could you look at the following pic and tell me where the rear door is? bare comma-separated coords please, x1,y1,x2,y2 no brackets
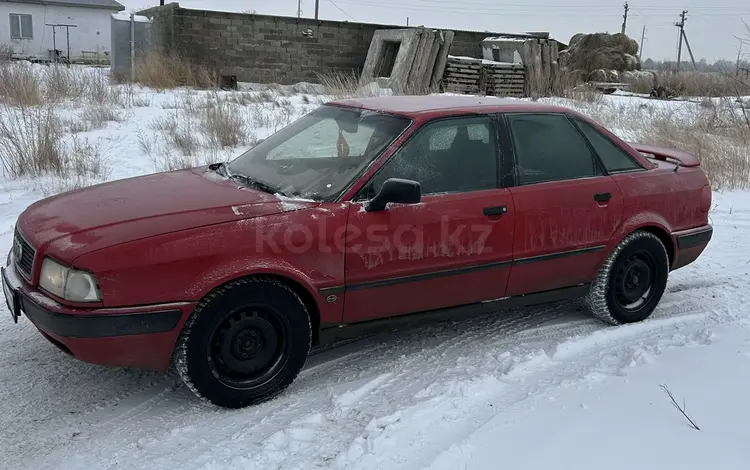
501,112,623,296
341,114,516,323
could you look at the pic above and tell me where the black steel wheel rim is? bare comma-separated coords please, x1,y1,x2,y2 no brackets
207,305,290,390
614,249,656,312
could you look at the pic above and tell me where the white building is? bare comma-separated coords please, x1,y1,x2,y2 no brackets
1,0,125,61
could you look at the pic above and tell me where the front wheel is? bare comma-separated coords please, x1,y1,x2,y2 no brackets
174,277,312,408
584,230,669,325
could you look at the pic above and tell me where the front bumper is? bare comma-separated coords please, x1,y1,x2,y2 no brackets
2,261,196,371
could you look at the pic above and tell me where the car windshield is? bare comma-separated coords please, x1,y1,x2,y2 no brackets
224,104,412,200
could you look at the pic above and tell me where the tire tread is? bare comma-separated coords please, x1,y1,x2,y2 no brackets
172,276,312,407
584,230,669,325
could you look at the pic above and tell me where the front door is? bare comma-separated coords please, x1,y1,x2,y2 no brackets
342,115,516,323
502,112,623,296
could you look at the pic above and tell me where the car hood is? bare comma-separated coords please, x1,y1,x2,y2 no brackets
17,166,318,263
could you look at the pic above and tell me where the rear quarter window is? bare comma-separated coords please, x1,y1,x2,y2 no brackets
574,119,643,172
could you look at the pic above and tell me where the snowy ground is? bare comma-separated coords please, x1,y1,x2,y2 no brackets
1,69,749,469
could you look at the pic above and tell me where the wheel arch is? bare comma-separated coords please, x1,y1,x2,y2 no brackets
609,212,675,268
261,273,321,346
631,225,675,267
190,271,322,347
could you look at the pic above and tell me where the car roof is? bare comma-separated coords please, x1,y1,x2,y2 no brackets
326,94,571,117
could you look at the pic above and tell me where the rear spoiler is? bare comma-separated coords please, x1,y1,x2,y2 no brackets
626,142,701,167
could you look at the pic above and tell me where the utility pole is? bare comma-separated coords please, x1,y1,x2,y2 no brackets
639,25,646,61
681,29,697,69
407,17,409,26
675,10,687,72
297,0,302,18
621,2,629,34
315,0,319,19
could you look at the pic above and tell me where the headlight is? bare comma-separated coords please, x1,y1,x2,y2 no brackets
39,257,101,302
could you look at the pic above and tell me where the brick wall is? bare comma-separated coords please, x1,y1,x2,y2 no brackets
138,3,545,85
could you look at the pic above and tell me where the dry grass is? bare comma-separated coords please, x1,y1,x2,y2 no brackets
0,61,126,107
315,70,432,100
124,50,219,90
623,70,750,97
79,104,127,129
0,61,116,190
200,92,247,149
0,104,65,176
139,91,271,171
0,44,11,62
0,104,108,189
0,62,43,106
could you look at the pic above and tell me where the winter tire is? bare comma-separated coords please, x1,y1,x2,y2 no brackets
174,276,312,408
584,230,669,325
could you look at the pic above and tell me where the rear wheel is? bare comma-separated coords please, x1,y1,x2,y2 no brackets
584,230,669,325
174,277,311,408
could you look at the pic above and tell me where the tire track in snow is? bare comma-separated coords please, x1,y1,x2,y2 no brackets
332,311,722,470
14,261,741,470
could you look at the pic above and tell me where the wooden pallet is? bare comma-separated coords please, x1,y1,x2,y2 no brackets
442,56,526,97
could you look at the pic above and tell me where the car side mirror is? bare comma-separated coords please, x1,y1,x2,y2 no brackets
365,178,421,212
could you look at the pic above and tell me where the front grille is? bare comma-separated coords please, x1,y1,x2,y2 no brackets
13,228,36,281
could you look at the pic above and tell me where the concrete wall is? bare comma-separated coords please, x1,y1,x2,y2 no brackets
138,3,545,85
1,2,122,60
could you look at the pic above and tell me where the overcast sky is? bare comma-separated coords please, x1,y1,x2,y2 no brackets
123,0,749,63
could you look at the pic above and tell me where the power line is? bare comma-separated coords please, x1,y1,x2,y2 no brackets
326,0,357,20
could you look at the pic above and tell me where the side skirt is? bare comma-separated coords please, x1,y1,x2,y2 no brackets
317,283,590,346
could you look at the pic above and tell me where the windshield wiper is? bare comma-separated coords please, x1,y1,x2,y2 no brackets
211,161,286,196
230,172,284,196
233,174,281,195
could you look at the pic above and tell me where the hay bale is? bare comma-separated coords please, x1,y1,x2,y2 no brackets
565,32,640,75
624,54,639,71
587,69,608,82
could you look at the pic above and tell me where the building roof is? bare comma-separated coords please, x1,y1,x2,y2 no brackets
0,0,125,10
328,95,568,117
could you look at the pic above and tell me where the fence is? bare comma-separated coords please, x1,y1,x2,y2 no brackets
110,13,152,80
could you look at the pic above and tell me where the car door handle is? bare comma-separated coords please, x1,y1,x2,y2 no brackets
483,206,508,216
593,192,612,203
